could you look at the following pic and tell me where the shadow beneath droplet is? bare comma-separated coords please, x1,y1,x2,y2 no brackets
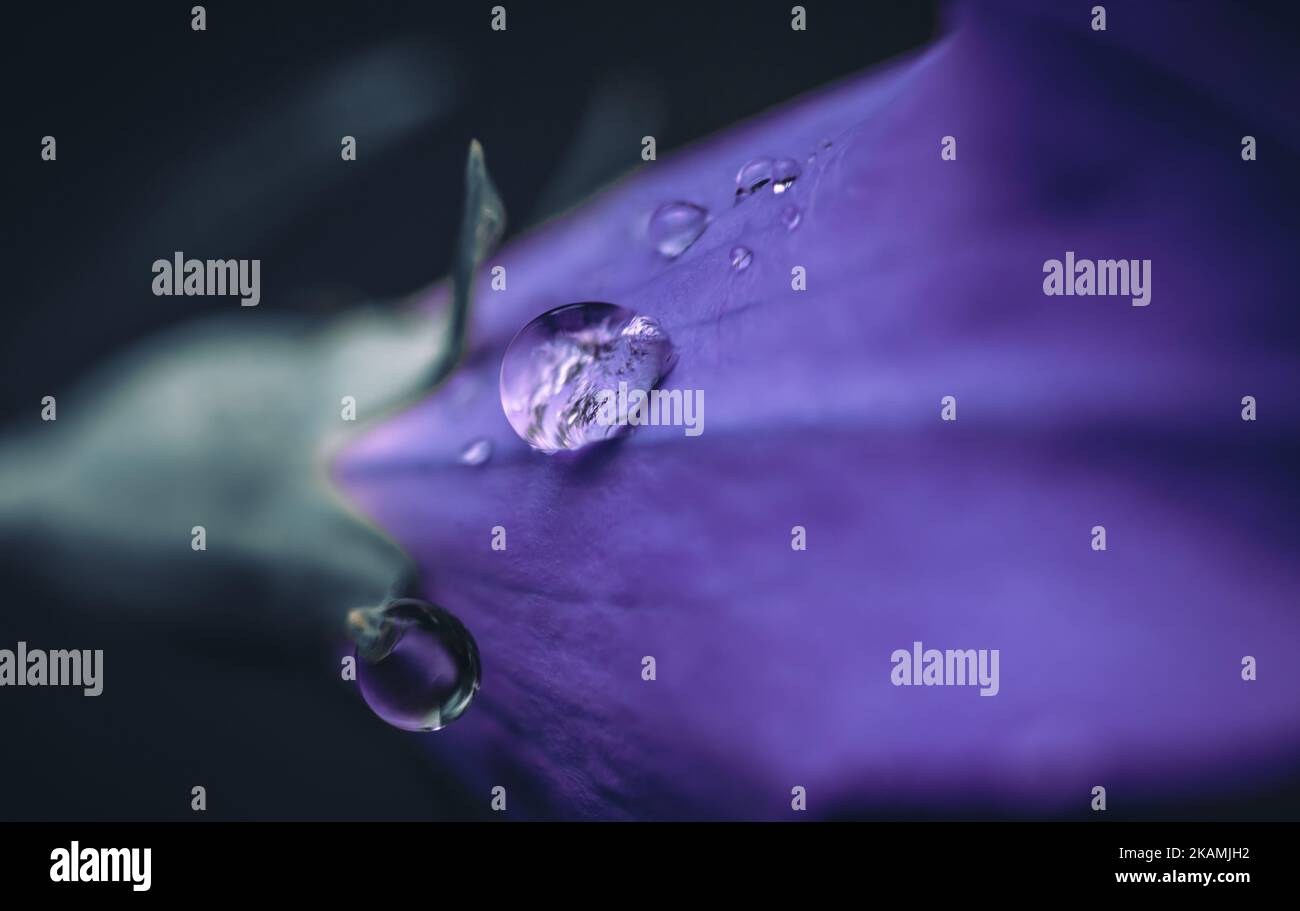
552,432,632,480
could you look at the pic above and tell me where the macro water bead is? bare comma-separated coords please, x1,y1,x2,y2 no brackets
734,157,774,201
647,201,709,258
350,599,481,732
499,302,676,453
459,438,493,466
771,158,802,193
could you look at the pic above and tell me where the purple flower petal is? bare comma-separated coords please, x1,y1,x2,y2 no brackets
336,2,1300,818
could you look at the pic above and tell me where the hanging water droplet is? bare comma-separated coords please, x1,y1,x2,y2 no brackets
734,158,774,202
500,302,676,453
771,158,802,194
648,202,709,258
459,438,492,466
781,206,802,231
350,599,481,732
730,246,753,271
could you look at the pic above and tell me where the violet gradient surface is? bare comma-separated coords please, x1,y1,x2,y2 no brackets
334,0,1300,817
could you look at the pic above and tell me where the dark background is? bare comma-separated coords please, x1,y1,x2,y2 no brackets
3,0,940,423
0,0,941,820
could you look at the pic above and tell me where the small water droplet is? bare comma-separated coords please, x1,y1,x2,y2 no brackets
771,158,802,194
500,302,676,453
819,138,833,150
648,202,709,258
781,206,802,231
351,599,481,732
734,158,774,202
459,438,492,466
730,246,753,271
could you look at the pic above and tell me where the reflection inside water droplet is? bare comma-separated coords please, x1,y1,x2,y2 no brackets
772,158,802,193
459,438,492,466
734,158,774,202
730,246,753,271
648,201,709,258
500,302,676,453
351,599,481,732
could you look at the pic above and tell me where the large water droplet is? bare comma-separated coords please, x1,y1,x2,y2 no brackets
350,599,481,732
500,302,676,453
781,206,802,231
459,438,492,466
772,158,802,194
730,246,753,272
648,202,708,258
734,158,774,202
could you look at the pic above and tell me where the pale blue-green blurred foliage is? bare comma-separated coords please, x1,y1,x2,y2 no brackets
0,142,506,644
0,309,436,638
